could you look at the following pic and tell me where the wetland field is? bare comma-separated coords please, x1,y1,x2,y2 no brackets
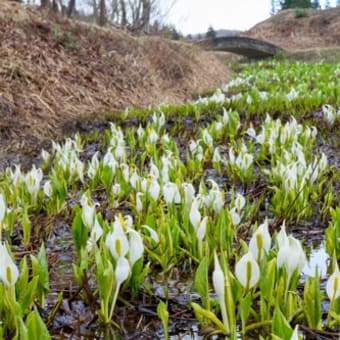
0,60,340,339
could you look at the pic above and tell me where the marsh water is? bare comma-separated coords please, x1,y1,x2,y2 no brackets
2,110,339,339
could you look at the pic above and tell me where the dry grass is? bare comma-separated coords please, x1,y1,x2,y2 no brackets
2,2,339,165
0,0,230,162
243,7,340,50
283,47,340,63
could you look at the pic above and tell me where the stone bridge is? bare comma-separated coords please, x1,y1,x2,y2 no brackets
199,36,285,59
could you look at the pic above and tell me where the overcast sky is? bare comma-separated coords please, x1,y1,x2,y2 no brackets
168,0,337,35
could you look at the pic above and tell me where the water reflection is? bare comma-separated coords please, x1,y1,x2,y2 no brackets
303,242,329,277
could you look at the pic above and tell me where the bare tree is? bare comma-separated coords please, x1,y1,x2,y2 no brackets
99,0,107,25
40,0,49,8
141,0,151,33
92,0,98,22
104,0,176,33
108,0,117,22
121,0,127,25
37,0,176,31
66,0,76,17
270,0,281,14
52,0,59,12
149,0,177,27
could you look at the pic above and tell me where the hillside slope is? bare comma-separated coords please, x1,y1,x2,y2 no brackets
243,7,340,50
0,0,230,162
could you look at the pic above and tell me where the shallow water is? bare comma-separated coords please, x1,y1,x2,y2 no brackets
303,241,330,278
2,106,339,339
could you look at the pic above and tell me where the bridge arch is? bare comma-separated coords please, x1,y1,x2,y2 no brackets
200,36,284,59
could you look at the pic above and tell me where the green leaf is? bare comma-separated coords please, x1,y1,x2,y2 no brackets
304,270,322,329
240,292,252,333
225,274,236,335
26,307,51,340
16,257,29,302
157,300,169,340
20,276,39,312
22,208,31,245
194,256,210,310
30,244,49,307
95,251,113,300
51,170,67,202
101,165,114,190
271,335,283,340
260,258,276,301
130,258,148,296
72,209,88,256
37,243,50,293
18,316,28,340
276,274,286,308
272,304,293,339
72,247,89,287
191,302,227,334
0,284,4,312
260,258,276,320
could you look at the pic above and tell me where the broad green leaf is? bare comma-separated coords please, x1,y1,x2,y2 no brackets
72,209,88,255
95,251,113,299
260,258,276,303
51,170,67,202
20,276,39,312
37,243,49,293
303,270,322,329
18,316,28,340
194,256,210,310
26,307,51,340
240,292,252,333
30,243,49,306
22,208,31,245
16,257,29,301
225,274,236,335
101,165,114,190
272,305,293,339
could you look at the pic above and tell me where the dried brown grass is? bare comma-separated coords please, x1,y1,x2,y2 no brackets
243,7,340,50
0,0,230,163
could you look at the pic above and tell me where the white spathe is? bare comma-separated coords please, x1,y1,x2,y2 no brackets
115,256,130,287
277,235,306,278
249,219,271,262
235,251,260,289
81,194,96,229
163,182,181,204
213,253,225,301
128,229,144,266
25,165,43,198
142,224,159,244
106,224,129,260
234,193,245,212
326,262,340,301
0,243,19,287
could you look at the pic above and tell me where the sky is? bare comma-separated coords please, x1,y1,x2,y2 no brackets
168,0,337,35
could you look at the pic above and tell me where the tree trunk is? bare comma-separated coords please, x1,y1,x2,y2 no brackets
66,0,76,17
40,0,49,8
110,0,117,22
92,0,98,22
52,0,59,12
141,0,151,33
119,0,127,26
99,0,107,26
